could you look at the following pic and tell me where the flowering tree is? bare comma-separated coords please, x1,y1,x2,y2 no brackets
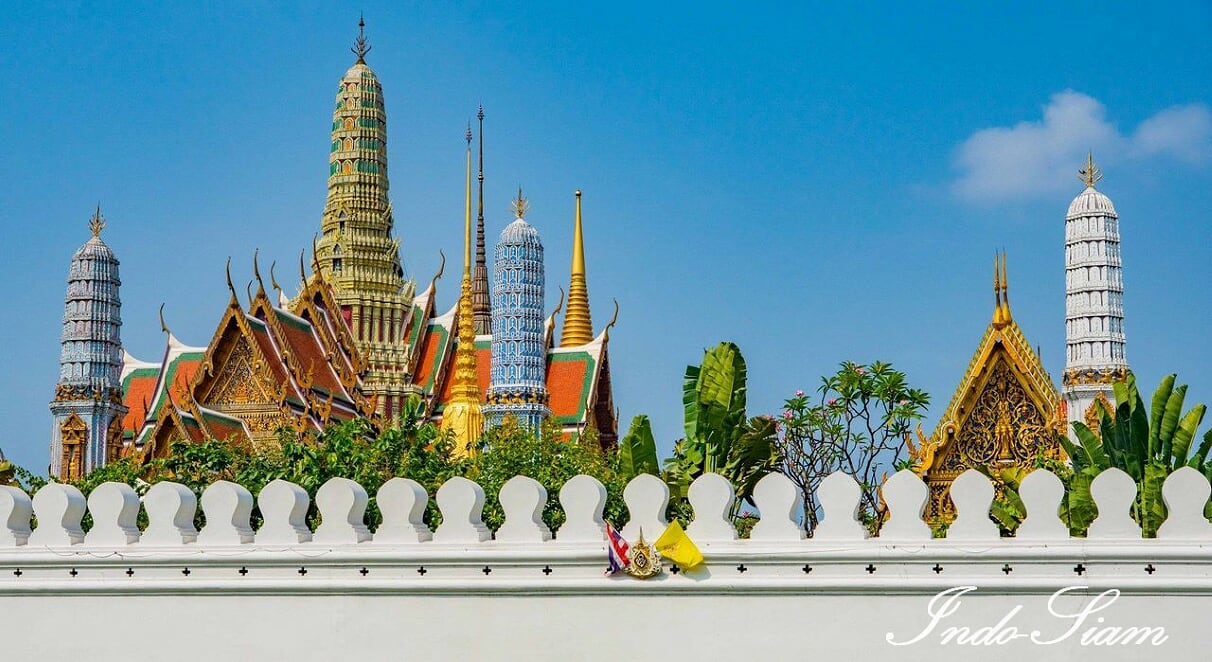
774,361,929,532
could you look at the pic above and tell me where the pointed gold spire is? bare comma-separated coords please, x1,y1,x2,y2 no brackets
560,190,594,346
441,131,484,455
1078,151,1102,188
352,14,371,64
89,204,105,237
992,251,1012,329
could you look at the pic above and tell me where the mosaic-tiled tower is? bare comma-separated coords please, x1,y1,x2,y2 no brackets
1063,153,1130,434
485,190,551,430
49,208,127,481
314,19,416,418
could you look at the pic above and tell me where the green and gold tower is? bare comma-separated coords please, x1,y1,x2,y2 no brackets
314,19,417,418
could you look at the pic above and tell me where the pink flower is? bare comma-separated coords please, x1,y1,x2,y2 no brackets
855,366,865,375
795,390,804,397
782,410,793,420
899,399,908,406
827,398,838,406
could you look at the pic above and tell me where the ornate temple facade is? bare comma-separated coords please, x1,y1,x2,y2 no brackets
49,209,127,480
909,157,1129,522
1062,154,1129,433
909,254,1066,522
52,22,618,477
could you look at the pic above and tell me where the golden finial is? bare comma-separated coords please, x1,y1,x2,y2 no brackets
603,298,620,342
89,204,105,237
1078,151,1102,188
269,260,283,297
252,248,266,296
561,189,593,346
225,257,239,305
512,187,529,219
352,14,371,64
992,252,1004,327
428,249,446,293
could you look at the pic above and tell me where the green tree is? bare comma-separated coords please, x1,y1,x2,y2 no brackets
663,342,780,514
774,361,929,531
472,417,628,531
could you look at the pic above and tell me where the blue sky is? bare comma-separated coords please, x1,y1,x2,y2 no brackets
1,2,1209,472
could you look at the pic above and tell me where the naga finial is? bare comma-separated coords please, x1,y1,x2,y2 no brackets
512,187,529,219
269,260,282,296
252,248,265,295
429,249,446,293
552,286,565,317
225,257,239,305
1078,151,1102,188
352,14,371,64
158,303,171,336
89,204,105,237
603,298,620,341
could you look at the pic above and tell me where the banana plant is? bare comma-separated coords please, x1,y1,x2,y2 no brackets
1060,374,1209,537
618,415,660,481
663,342,780,508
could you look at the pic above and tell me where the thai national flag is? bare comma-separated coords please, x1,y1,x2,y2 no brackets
605,523,631,575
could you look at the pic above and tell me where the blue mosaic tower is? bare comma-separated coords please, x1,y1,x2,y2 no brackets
484,190,551,430
49,207,127,480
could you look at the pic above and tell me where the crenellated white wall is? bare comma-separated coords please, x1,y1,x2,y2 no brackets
2,469,1211,661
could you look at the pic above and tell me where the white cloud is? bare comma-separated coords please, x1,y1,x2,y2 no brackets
951,91,1212,201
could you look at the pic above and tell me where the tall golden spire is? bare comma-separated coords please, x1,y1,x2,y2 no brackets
560,190,594,346
992,251,1012,329
441,127,484,455
1078,151,1102,188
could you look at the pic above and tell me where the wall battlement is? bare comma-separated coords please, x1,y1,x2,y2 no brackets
3,468,1211,659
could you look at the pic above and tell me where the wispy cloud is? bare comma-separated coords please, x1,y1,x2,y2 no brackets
951,91,1212,201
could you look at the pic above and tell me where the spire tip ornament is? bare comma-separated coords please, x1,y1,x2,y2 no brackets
512,187,529,219
1078,151,1103,188
352,14,371,64
89,205,105,237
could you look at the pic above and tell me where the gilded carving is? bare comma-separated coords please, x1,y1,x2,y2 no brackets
207,338,274,406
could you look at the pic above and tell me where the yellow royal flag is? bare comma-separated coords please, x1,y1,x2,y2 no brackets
654,520,704,571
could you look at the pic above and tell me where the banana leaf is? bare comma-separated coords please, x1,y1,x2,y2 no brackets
1193,428,1212,470
1063,468,1099,537
1148,374,1175,459
1171,404,1207,470
1128,393,1149,468
683,342,747,473
1159,385,1188,463
1140,461,1169,538
1071,422,1109,471
618,415,660,480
